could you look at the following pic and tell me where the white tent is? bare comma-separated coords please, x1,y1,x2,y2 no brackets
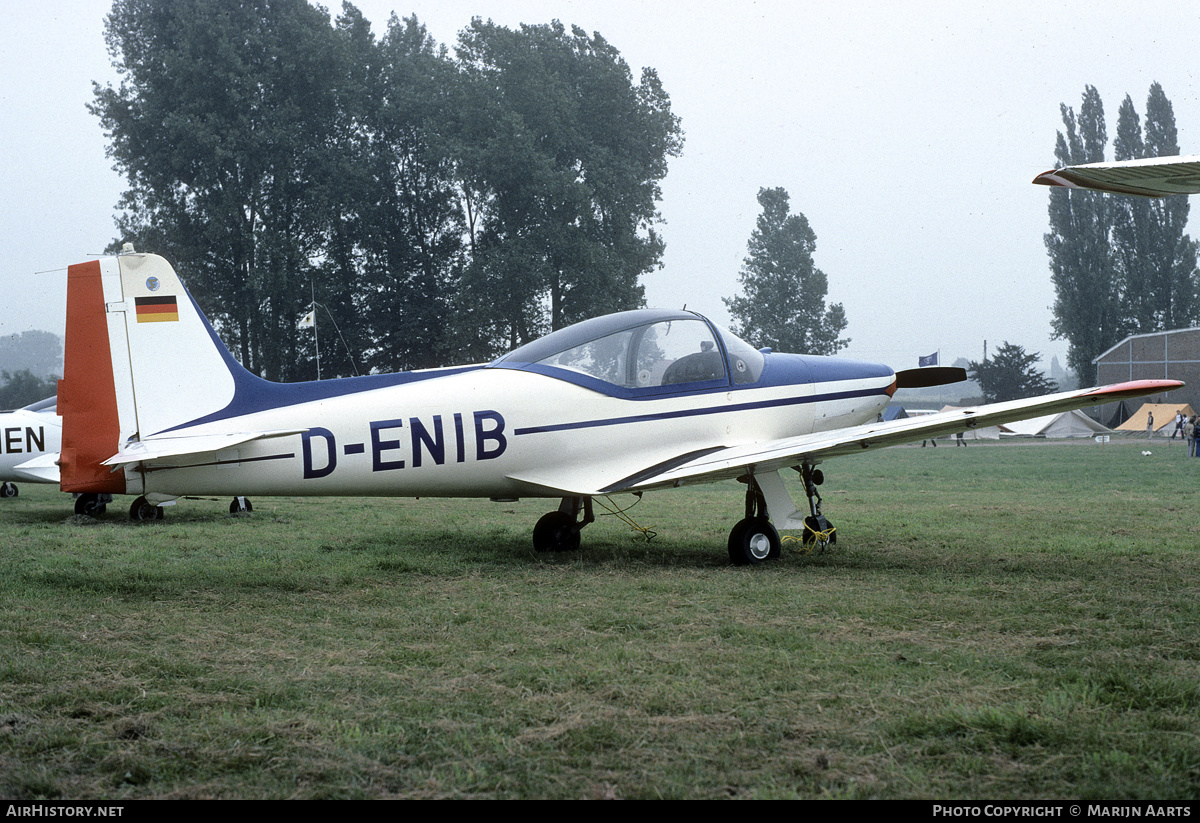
1001,409,1112,438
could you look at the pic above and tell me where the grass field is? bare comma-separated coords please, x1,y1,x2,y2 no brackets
2,436,1200,799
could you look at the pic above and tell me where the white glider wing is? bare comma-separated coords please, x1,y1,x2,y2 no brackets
602,380,1179,493
1033,156,1200,197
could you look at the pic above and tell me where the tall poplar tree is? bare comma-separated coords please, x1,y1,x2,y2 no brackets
1137,83,1199,330
724,187,848,356
1047,83,1199,382
1045,86,1120,381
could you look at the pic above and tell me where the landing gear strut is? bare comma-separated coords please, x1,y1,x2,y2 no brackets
799,464,836,551
0,482,17,498
533,496,594,553
728,476,781,565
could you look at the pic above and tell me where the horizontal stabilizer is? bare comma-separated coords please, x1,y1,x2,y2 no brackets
894,366,967,389
13,453,60,483
101,429,307,469
1033,156,1200,197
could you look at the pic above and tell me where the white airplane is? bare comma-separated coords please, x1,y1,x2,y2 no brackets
0,396,60,498
1034,155,1200,197
55,252,1179,563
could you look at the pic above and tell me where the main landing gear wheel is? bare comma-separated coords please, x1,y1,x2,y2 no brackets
129,496,165,521
533,511,581,553
229,497,253,514
0,482,17,498
728,516,781,565
74,493,110,517
532,497,594,553
728,475,782,566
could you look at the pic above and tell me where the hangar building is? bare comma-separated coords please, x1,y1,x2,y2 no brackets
1093,328,1200,425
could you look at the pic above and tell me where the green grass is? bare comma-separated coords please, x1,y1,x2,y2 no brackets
3,438,1200,798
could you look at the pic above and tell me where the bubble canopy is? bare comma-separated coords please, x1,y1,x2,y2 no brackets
489,308,765,396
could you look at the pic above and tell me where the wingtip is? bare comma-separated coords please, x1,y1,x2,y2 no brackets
1032,170,1062,187
1087,379,1185,399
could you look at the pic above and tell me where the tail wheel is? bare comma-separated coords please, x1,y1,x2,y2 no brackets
129,496,164,521
728,516,781,565
0,482,17,498
229,497,253,514
74,493,108,517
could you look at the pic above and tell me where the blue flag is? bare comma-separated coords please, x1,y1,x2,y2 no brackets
918,352,938,367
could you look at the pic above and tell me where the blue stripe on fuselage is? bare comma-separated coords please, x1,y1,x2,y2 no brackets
511,385,887,436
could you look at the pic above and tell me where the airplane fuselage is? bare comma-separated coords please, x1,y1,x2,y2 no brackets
0,406,60,486
131,355,895,501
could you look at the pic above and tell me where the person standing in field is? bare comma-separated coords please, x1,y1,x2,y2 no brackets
1187,416,1197,458
1147,411,1154,439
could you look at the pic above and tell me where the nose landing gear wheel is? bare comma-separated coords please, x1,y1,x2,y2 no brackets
801,515,836,551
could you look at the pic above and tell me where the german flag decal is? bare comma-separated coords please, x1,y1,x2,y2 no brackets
135,295,179,323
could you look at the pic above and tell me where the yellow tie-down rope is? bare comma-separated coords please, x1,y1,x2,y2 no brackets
597,495,657,541
783,523,836,555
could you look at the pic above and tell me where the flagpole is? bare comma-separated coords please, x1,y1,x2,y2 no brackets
312,281,320,380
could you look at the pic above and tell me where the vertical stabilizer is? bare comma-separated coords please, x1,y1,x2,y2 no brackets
58,253,243,494
114,254,238,436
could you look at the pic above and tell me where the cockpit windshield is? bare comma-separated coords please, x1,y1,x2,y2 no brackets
491,309,764,392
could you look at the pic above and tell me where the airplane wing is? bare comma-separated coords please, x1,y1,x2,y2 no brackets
600,379,1180,494
1033,156,1200,197
101,429,307,470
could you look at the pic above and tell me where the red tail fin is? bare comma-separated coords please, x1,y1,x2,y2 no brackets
58,260,125,493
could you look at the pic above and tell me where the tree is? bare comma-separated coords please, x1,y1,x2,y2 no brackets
1133,83,1198,331
1045,86,1119,382
453,20,684,353
92,4,684,372
339,12,469,372
1047,84,1200,382
0,331,62,378
0,370,58,410
724,187,848,355
92,0,354,381
1111,84,1199,333
967,343,1057,404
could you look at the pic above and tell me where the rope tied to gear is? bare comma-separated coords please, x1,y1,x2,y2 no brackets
596,494,657,542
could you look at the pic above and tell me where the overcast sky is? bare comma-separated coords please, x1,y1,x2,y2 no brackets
4,0,1200,376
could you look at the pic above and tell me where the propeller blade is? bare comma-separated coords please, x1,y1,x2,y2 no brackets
894,366,967,389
